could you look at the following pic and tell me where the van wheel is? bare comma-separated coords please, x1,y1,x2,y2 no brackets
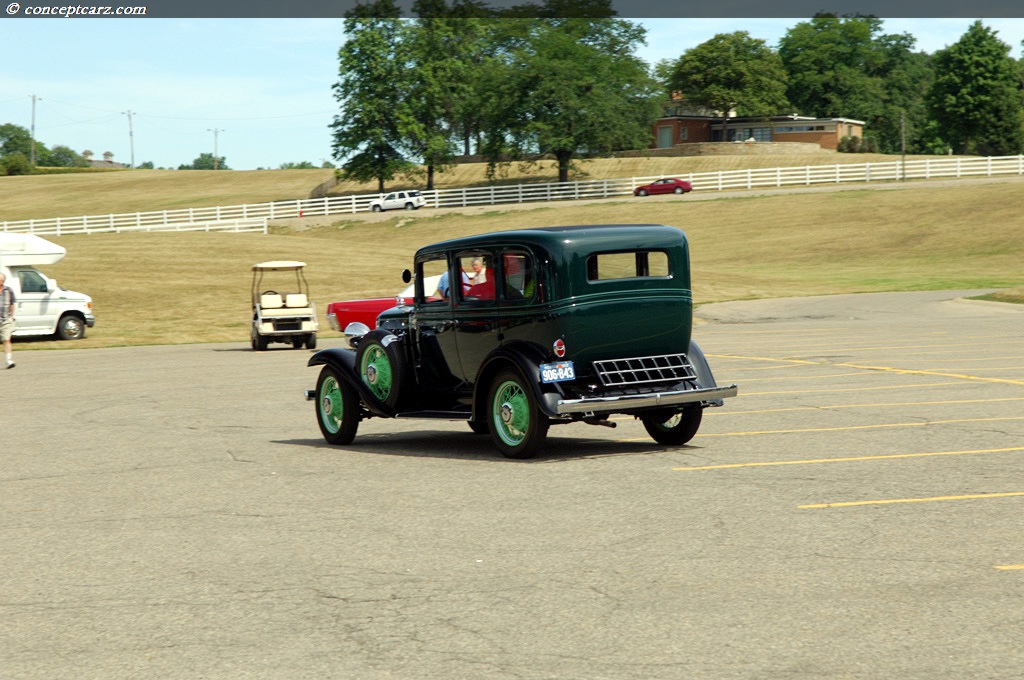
355,330,407,409
292,338,304,349
305,334,317,350
57,315,85,340
641,406,702,445
315,366,360,445
488,369,549,459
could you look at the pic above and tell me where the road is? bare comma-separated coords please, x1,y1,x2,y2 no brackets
2,290,1023,679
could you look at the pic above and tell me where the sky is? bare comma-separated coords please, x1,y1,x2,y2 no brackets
2,18,1023,171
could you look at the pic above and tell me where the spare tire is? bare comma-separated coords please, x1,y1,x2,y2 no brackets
354,330,408,409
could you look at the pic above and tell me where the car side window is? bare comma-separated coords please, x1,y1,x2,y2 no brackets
587,251,670,280
418,256,449,303
499,250,536,303
456,250,494,303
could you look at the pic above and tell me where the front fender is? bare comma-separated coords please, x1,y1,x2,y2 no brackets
307,347,396,418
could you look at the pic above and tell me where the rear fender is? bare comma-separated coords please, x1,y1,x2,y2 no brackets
307,348,396,418
688,340,724,406
473,343,563,420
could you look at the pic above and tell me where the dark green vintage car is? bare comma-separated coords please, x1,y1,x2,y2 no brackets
307,224,737,458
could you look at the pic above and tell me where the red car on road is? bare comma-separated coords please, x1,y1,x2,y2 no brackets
634,178,692,196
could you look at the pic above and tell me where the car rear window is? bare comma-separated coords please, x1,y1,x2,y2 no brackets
586,251,670,281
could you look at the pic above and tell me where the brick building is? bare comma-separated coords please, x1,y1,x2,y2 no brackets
651,99,864,151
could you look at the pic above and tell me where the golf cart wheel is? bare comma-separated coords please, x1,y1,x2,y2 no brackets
488,368,549,459
315,366,360,445
641,406,703,446
305,334,317,350
251,327,268,351
355,330,407,409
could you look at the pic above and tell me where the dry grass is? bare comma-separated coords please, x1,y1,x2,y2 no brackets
15,175,1021,351
972,287,1024,304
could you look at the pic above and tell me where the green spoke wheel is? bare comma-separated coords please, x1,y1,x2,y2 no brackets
315,366,359,445
355,330,408,409
488,369,548,459
641,405,702,446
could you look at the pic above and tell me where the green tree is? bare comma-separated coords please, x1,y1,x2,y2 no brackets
926,21,1024,156
779,16,937,154
668,31,789,141
0,152,33,176
479,17,660,183
330,0,416,192
0,123,35,159
868,36,937,154
38,144,89,168
779,16,886,119
178,153,229,170
404,0,486,189
279,161,317,169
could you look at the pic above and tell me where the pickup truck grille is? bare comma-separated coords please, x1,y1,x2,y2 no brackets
593,353,697,388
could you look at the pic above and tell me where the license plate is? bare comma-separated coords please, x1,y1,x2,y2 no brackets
540,361,575,383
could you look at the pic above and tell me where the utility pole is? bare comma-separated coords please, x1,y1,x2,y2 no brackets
123,110,135,168
207,128,223,170
30,95,41,166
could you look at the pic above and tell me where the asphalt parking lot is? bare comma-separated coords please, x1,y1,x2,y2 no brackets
3,290,1023,679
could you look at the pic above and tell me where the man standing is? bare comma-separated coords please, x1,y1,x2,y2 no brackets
0,272,15,368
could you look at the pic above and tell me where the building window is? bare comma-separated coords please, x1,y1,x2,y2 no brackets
679,128,688,141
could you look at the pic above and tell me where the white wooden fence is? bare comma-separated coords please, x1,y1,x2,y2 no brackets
3,155,1023,236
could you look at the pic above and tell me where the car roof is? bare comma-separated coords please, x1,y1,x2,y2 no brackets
416,224,687,258
252,260,306,271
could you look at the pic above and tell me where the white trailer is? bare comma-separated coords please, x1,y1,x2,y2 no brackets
0,233,95,340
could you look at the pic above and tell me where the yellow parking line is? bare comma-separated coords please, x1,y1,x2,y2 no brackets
696,416,1024,437
711,354,821,365
800,492,1024,509
705,397,1024,416
745,382,971,396
837,362,1024,386
994,565,1024,571
671,446,1024,471
737,372,867,383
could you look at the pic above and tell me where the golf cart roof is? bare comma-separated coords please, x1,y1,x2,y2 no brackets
252,261,306,271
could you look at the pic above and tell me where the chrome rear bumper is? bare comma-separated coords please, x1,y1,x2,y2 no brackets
555,384,738,415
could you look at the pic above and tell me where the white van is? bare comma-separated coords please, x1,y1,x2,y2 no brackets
0,233,95,340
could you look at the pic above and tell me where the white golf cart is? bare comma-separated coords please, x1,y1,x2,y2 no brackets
251,261,318,351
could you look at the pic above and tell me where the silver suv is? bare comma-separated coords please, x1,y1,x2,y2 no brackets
369,190,426,212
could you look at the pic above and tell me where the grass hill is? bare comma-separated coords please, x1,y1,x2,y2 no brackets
3,153,1022,350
